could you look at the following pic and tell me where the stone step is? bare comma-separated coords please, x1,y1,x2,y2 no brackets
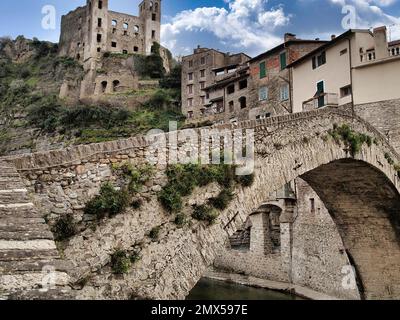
0,192,30,204
0,249,60,261
0,217,46,225
0,223,50,233
0,259,71,273
0,182,27,190
7,288,74,300
0,206,42,218
0,230,54,241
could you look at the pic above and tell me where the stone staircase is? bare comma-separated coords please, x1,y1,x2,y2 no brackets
0,160,72,299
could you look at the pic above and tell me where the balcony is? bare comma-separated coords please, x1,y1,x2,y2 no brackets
302,93,339,112
360,50,376,63
389,46,400,57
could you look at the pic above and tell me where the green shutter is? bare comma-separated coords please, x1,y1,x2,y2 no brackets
259,61,266,78
280,52,287,70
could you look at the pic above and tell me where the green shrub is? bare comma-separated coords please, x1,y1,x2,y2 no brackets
174,213,187,228
385,153,395,165
130,250,141,264
235,173,255,187
131,199,143,210
149,226,161,241
158,163,237,213
111,250,131,274
192,205,219,225
84,182,129,219
52,214,77,241
209,189,234,210
329,124,373,156
158,185,182,213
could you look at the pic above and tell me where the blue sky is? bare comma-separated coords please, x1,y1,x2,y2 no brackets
1,0,400,57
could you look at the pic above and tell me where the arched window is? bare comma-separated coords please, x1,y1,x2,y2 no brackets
133,25,139,33
239,96,247,109
101,81,107,93
155,2,159,12
113,80,120,92
123,23,128,30
149,1,154,10
111,20,117,27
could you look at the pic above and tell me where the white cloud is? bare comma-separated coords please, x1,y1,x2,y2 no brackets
161,0,291,56
329,0,400,39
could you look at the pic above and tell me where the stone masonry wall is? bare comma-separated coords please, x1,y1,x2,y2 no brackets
3,107,400,299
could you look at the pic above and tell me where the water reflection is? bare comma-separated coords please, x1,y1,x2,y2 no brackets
187,278,302,300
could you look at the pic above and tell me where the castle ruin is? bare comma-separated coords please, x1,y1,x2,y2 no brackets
58,0,165,99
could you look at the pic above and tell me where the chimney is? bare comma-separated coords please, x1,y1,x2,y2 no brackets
284,33,296,42
315,38,320,41
373,26,388,59
331,34,336,40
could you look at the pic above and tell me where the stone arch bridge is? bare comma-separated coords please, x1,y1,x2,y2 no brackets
1,107,400,300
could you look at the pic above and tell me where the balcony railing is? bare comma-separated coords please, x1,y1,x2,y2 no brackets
389,46,400,57
302,93,339,112
360,50,376,63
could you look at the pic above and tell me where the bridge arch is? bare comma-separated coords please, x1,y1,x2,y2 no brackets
5,108,400,300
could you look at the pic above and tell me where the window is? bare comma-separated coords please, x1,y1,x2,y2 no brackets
188,60,193,68
124,30,128,35
200,69,205,78
134,46,139,52
239,79,247,90
259,86,268,101
112,20,117,27
152,30,156,39
122,49,128,54
201,96,205,104
316,81,325,108
227,84,235,94
239,97,247,109
188,111,194,118
201,56,206,64
280,52,287,70
200,82,205,89
188,73,193,81
134,25,139,33
188,85,193,94
112,28,116,34
280,85,289,101
340,85,352,98
123,23,128,30
259,61,266,78
111,41,117,48
97,34,102,42
188,99,193,107
229,101,234,113
112,80,120,92
152,14,156,21
216,100,224,113
97,47,101,52
101,81,107,93
310,198,315,214
98,18,102,27
98,0,103,9
256,113,271,120
312,51,326,69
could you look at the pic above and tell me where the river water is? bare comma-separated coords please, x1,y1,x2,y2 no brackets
186,278,303,300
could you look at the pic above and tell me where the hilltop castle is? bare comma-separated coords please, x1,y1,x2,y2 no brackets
59,0,161,60
58,0,166,99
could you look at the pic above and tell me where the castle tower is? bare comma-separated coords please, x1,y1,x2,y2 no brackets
139,0,161,55
86,0,110,60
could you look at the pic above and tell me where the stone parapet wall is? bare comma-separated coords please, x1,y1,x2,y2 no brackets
214,251,288,283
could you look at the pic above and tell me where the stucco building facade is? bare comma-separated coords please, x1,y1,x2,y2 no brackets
290,26,400,113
